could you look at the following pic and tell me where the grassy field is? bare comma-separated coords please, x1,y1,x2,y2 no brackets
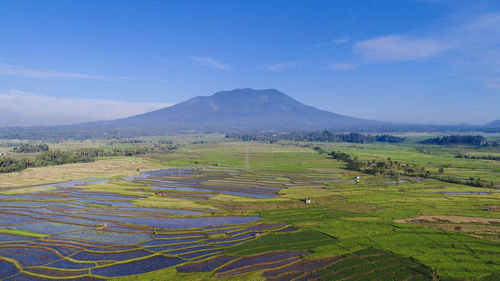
140,140,499,280
0,138,499,280
0,157,165,189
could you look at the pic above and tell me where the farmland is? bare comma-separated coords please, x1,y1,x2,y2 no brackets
0,137,499,280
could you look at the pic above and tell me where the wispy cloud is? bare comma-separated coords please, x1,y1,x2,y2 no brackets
316,37,350,47
333,37,350,44
328,62,357,70
0,63,129,80
350,12,500,89
484,78,500,89
188,56,231,70
484,83,500,89
0,89,171,126
155,78,170,83
353,35,451,63
263,61,298,72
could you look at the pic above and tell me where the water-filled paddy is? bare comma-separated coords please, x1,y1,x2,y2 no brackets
0,167,338,279
0,233,38,242
0,168,300,279
139,238,204,246
0,247,62,266
8,221,90,234
91,255,185,277
71,249,152,261
0,259,19,278
56,229,152,244
46,259,97,269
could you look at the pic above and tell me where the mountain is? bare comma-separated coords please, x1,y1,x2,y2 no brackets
1,89,493,140
91,88,383,131
486,119,500,127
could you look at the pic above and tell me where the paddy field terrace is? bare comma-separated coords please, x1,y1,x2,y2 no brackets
0,137,498,280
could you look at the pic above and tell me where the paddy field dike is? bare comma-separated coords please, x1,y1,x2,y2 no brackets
0,139,498,281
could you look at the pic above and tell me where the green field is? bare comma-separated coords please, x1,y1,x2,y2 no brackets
0,137,499,280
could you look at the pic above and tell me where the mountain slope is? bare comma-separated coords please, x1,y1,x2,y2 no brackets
486,119,500,127
93,88,380,131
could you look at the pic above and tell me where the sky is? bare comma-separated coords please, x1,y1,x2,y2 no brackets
1,0,500,126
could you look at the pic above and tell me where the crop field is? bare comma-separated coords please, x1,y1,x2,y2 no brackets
0,139,499,280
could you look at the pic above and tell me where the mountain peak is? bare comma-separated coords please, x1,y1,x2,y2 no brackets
486,119,500,127
93,88,378,131
211,88,291,100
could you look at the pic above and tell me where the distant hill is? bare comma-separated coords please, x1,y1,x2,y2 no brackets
90,88,383,131
486,119,500,127
2,89,493,140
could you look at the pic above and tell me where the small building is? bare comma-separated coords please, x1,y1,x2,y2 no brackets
355,175,360,180
155,191,167,197
95,223,107,230
0,152,5,156
305,198,312,204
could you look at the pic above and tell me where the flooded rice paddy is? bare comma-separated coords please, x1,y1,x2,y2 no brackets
0,168,439,280
0,168,306,279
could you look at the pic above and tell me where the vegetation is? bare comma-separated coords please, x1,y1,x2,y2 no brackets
227,131,405,143
0,137,499,280
0,144,177,173
12,143,49,153
225,231,334,256
456,153,500,161
328,150,495,188
329,150,432,176
0,157,165,188
421,135,498,146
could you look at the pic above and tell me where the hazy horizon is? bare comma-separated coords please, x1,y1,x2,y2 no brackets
1,0,500,126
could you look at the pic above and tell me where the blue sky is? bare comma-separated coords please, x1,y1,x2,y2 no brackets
1,0,500,126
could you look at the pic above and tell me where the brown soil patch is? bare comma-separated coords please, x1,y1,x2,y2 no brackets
487,206,500,211
395,215,500,224
433,223,500,233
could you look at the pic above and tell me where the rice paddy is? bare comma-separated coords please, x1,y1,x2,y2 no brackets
0,166,301,280
0,140,499,280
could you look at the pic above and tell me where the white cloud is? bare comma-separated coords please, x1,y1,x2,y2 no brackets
0,63,129,80
316,37,350,47
0,89,172,126
328,62,357,70
188,56,231,70
463,13,500,35
484,78,500,89
350,12,500,84
333,37,350,44
353,35,451,63
484,83,500,89
155,78,170,82
263,61,298,72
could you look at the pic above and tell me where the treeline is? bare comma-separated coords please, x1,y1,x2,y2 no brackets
227,131,405,144
0,144,177,173
0,127,177,141
435,176,492,188
107,139,174,145
455,154,500,161
327,150,495,188
329,151,431,177
12,143,49,153
107,139,151,145
421,135,495,146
